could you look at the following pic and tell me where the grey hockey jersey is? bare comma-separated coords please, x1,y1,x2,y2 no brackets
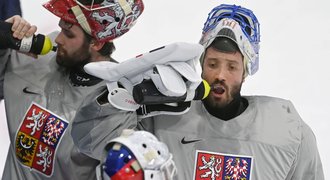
0,46,136,179
146,96,324,180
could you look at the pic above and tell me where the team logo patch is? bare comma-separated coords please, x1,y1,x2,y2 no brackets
15,103,69,176
194,150,253,180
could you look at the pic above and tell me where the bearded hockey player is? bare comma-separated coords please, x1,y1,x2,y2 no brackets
140,4,324,180
0,0,144,179
68,3,324,180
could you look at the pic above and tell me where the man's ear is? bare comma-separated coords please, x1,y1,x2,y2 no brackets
90,39,105,51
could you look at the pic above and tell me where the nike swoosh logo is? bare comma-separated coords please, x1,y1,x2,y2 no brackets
181,137,202,144
23,87,39,95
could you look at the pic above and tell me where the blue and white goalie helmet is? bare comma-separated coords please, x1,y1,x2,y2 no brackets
200,4,260,76
97,129,177,180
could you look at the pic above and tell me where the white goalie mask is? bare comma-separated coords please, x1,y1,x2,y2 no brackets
199,4,260,76
97,129,177,180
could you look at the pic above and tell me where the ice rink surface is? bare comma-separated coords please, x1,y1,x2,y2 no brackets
1,0,329,178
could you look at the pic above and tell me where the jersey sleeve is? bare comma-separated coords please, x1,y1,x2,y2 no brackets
71,86,138,161
286,120,325,179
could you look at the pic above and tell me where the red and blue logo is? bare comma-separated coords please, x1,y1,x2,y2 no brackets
194,150,253,180
15,103,68,176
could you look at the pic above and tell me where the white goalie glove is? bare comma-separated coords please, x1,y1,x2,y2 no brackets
84,42,210,117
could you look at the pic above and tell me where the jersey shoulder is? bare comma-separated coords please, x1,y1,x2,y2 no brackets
245,96,304,146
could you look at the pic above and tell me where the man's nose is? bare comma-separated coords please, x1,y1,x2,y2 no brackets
54,32,64,45
215,68,227,82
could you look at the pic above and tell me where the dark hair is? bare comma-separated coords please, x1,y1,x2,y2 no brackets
83,31,116,57
210,37,240,53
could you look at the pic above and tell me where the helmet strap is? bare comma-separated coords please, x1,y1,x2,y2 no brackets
71,5,92,35
117,0,132,15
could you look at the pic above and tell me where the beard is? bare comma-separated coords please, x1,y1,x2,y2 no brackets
203,79,243,109
55,41,91,70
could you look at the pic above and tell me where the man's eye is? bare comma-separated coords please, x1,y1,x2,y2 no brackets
228,64,237,71
209,63,216,68
63,30,74,38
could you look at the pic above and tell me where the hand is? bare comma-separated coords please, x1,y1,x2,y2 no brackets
5,15,38,58
5,15,37,40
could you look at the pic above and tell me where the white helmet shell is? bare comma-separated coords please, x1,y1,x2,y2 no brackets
99,129,177,180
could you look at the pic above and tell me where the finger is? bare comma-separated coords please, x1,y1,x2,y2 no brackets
18,23,34,38
4,15,20,24
14,22,36,39
14,21,30,39
25,25,37,37
6,15,22,32
5,15,37,40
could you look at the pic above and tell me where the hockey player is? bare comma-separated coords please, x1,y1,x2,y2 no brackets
69,3,324,180
0,0,144,179
140,4,325,179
